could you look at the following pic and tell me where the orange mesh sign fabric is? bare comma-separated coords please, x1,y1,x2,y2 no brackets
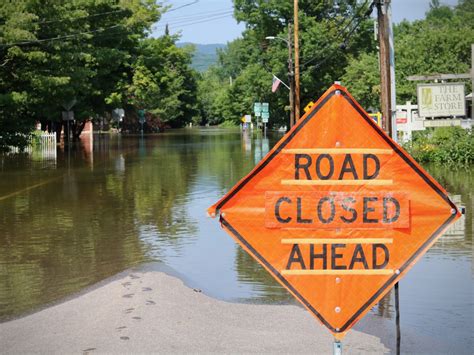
208,85,460,336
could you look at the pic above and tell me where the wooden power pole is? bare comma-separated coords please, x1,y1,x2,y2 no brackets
294,0,300,121
377,0,393,138
288,24,295,128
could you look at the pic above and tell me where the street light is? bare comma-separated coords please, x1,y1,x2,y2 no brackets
266,27,295,128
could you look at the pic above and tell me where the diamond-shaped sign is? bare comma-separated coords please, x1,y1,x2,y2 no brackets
208,84,460,337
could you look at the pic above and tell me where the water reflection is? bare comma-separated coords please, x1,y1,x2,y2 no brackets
0,129,471,350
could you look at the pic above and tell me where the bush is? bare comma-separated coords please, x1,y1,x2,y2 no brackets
403,127,473,166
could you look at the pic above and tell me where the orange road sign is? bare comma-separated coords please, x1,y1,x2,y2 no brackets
208,84,461,338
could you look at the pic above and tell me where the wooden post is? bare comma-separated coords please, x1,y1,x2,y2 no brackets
377,0,393,137
471,44,473,121
288,24,295,128
294,0,300,121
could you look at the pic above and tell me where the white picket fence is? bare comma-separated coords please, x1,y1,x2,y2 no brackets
35,132,56,149
8,132,57,159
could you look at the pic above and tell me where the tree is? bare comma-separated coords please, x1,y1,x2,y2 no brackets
0,0,161,149
124,36,199,130
198,0,375,127
342,1,473,109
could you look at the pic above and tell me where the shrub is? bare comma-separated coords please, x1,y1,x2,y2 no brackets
403,127,473,166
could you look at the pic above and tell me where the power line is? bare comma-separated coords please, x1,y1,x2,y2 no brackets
160,7,232,21
38,9,127,24
154,13,233,31
159,9,233,23
301,0,374,68
166,0,199,13
158,10,233,26
0,25,123,48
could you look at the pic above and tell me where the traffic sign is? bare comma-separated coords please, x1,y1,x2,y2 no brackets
138,109,145,123
209,84,460,337
304,101,315,113
262,111,269,123
262,102,269,113
254,102,262,116
61,111,74,121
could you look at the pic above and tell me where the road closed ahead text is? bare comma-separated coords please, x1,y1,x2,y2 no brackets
265,149,410,276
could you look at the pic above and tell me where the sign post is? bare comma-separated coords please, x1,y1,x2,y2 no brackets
61,111,74,142
262,111,269,134
254,102,270,131
138,109,145,133
209,85,460,348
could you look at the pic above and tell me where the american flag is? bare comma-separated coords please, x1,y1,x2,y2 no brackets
272,75,281,93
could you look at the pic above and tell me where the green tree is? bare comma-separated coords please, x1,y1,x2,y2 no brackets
124,36,199,130
342,0,473,109
0,0,161,149
198,0,375,127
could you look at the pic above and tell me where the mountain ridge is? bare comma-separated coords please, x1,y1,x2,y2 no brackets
177,42,226,72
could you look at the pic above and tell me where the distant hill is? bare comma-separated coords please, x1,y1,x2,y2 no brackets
177,43,226,72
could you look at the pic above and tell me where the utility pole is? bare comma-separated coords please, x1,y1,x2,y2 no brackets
376,0,393,138
294,0,300,121
387,2,397,141
471,44,473,121
288,24,295,128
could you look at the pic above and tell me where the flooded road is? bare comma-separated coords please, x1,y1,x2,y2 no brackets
0,129,472,350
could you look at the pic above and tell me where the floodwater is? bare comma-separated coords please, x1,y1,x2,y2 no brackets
0,129,472,351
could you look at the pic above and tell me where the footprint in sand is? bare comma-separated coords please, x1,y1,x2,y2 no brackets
124,308,134,314
145,300,155,305
82,347,96,353
122,293,134,298
120,336,130,341
116,326,127,331
121,281,131,287
132,316,142,320
130,274,140,279
142,287,152,292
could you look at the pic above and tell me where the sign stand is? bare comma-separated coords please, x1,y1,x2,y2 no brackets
333,339,342,355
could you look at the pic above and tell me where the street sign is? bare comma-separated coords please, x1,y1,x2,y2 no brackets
244,114,252,123
208,84,460,337
262,111,269,123
417,83,465,118
254,102,262,117
262,102,269,113
61,111,74,121
138,109,145,124
304,101,315,113
396,111,408,124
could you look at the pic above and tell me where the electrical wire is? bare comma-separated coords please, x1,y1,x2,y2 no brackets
2,8,234,47
159,10,233,24
160,7,232,21
166,0,199,13
157,10,234,26
301,0,374,68
154,13,234,30
38,9,127,24
0,25,123,48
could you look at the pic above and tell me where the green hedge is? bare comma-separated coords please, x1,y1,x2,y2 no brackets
403,127,473,166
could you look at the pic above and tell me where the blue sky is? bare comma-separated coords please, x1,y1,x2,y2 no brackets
152,0,460,44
